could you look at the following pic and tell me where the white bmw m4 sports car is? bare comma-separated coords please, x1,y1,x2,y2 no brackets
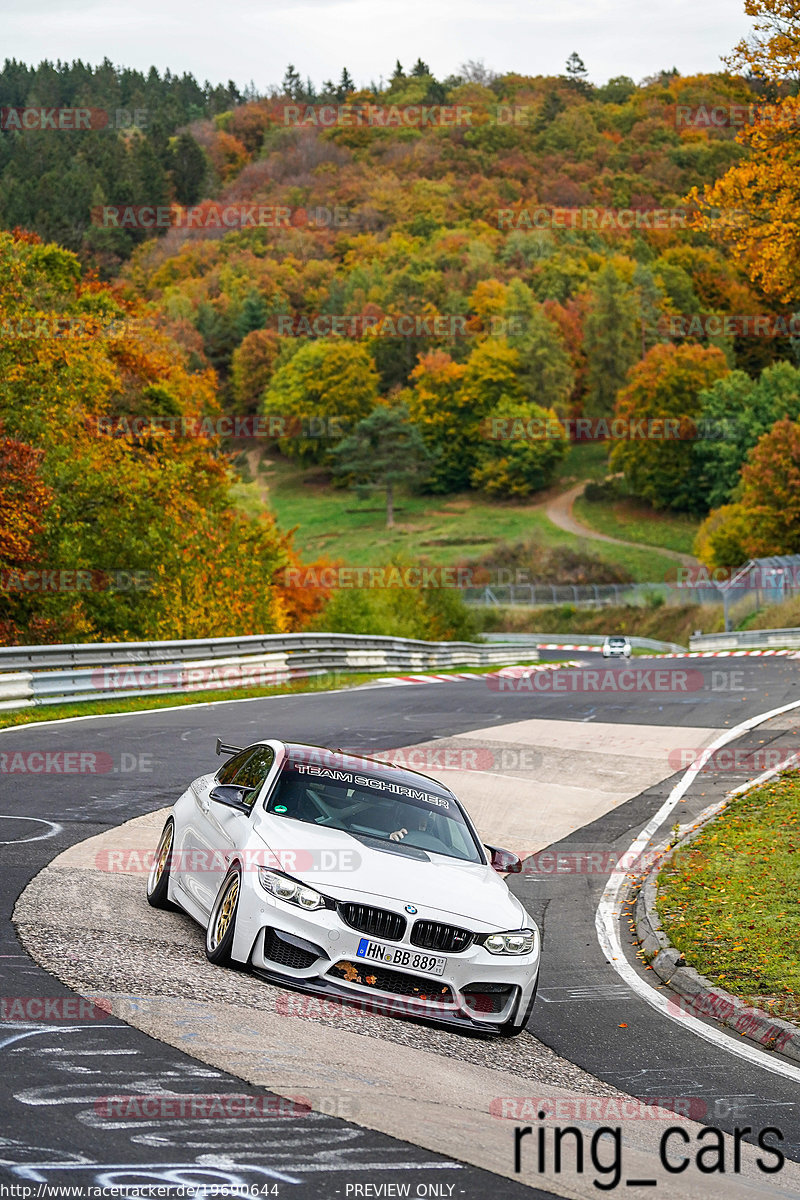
147,739,540,1036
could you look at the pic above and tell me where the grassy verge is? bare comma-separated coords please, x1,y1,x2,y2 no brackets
476,602,721,646
0,672,380,731
656,772,800,1026
245,453,683,583
573,493,700,557
748,595,800,631
0,661,554,732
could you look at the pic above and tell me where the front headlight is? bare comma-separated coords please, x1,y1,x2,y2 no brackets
258,869,326,911
480,928,537,955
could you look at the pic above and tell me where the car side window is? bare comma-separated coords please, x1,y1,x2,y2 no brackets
216,748,254,785
235,746,275,791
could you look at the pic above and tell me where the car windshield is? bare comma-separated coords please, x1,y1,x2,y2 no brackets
265,760,484,863
608,638,626,646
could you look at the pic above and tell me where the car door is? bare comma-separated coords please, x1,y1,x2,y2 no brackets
200,745,277,911
177,749,249,912
182,747,257,913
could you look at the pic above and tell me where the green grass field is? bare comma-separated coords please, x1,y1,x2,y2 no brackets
656,772,800,1024
573,493,700,557
554,440,612,485
244,452,682,583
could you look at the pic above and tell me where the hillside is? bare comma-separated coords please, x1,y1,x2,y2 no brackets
3,58,800,641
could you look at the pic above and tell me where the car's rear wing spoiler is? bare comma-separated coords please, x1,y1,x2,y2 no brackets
216,737,244,757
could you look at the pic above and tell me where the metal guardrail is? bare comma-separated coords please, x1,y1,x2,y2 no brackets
689,627,800,651
0,633,539,712
0,632,449,672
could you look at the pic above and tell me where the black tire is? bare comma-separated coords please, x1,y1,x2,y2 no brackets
496,975,539,1038
146,819,177,910
205,864,242,966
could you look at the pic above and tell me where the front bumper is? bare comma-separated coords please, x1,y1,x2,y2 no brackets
231,886,540,1032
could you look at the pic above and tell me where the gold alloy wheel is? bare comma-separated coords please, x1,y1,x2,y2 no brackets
211,874,239,949
149,823,173,892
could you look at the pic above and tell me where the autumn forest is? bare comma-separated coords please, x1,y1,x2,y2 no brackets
2,20,800,644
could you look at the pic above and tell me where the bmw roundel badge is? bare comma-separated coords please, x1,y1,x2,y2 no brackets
405,904,418,914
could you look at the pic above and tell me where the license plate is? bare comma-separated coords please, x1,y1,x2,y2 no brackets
355,938,446,977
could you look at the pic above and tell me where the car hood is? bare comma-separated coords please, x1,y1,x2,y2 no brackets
251,814,527,930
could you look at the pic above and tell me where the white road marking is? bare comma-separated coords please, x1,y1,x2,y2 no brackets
0,1025,108,1052
0,815,63,844
539,984,631,1003
596,695,800,1084
26,1048,139,1056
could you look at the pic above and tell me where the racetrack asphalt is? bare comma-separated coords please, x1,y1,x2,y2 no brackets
2,651,799,1197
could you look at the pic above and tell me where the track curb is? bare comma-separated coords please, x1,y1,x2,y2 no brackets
631,794,800,1065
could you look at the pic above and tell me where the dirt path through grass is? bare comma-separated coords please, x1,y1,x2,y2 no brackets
546,483,698,566
236,446,686,580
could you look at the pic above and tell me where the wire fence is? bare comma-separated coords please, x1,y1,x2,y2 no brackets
462,580,800,614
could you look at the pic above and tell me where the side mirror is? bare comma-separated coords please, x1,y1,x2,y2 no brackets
486,844,522,873
209,784,253,812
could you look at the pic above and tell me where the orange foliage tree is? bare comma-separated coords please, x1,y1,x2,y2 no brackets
0,427,52,568
695,417,800,564
610,343,729,511
0,231,326,643
690,1,800,302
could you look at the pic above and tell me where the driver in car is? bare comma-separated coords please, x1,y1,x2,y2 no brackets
390,809,431,842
